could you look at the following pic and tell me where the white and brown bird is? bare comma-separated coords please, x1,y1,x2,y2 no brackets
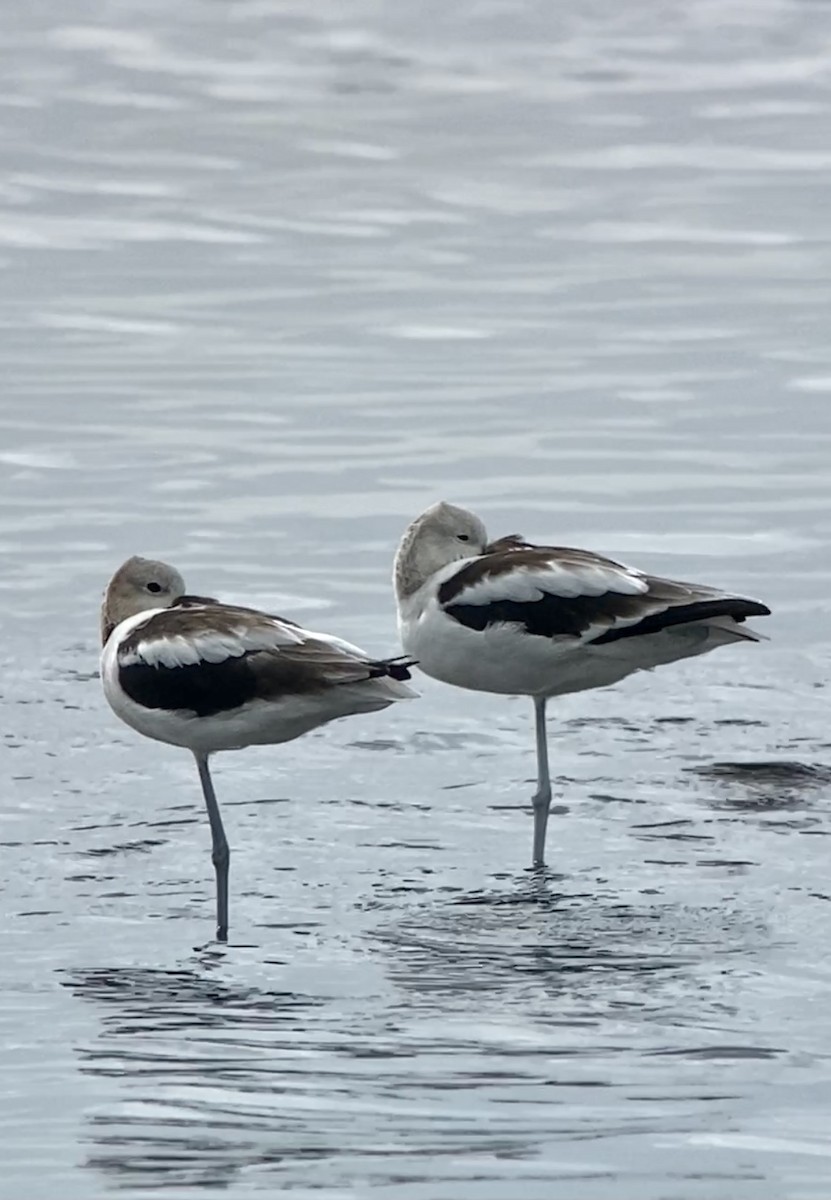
100,556,416,941
394,501,770,869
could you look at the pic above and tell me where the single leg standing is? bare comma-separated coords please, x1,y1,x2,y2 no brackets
195,753,230,941
531,696,552,868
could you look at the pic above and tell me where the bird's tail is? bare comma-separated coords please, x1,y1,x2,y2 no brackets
344,654,418,703
368,655,418,682
706,615,769,643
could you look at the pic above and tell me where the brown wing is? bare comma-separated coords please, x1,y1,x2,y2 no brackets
438,543,769,643
116,603,410,718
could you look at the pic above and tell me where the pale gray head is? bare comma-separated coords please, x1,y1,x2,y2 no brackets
393,501,489,599
100,555,186,645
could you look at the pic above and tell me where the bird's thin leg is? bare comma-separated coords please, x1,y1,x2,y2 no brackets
531,697,552,868
194,753,230,942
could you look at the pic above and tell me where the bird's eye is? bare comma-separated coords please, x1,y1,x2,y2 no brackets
147,581,163,594
457,533,470,542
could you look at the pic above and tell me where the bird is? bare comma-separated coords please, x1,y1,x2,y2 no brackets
393,501,770,869
100,555,416,941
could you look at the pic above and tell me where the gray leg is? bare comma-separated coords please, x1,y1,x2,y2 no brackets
531,697,552,868
194,753,230,942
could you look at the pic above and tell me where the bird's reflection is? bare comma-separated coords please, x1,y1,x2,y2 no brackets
692,759,831,824
63,958,313,1034
61,960,325,1190
61,875,768,1194
370,871,764,1018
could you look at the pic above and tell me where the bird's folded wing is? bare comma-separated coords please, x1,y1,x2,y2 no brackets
116,604,402,717
437,546,768,644
116,603,307,670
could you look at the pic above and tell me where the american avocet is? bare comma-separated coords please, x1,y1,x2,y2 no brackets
100,556,416,941
394,502,770,868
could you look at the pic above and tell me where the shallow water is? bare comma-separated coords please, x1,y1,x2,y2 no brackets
2,0,831,1196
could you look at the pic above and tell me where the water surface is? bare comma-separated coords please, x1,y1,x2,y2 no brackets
2,1,831,1197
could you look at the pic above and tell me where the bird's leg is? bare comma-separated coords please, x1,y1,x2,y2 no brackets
194,753,230,942
531,697,552,868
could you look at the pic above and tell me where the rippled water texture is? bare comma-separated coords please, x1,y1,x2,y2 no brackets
2,1,831,1196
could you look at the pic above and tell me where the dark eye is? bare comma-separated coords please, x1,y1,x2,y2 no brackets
147,581,162,594
457,534,470,542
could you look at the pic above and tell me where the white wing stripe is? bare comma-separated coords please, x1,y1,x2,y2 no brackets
119,621,306,670
445,561,648,608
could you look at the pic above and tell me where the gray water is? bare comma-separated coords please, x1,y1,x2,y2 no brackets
2,0,831,1196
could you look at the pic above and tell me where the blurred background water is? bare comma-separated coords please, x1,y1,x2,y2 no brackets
2,0,831,1197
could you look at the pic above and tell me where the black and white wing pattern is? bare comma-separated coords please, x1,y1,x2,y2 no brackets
437,540,770,647
116,599,414,718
